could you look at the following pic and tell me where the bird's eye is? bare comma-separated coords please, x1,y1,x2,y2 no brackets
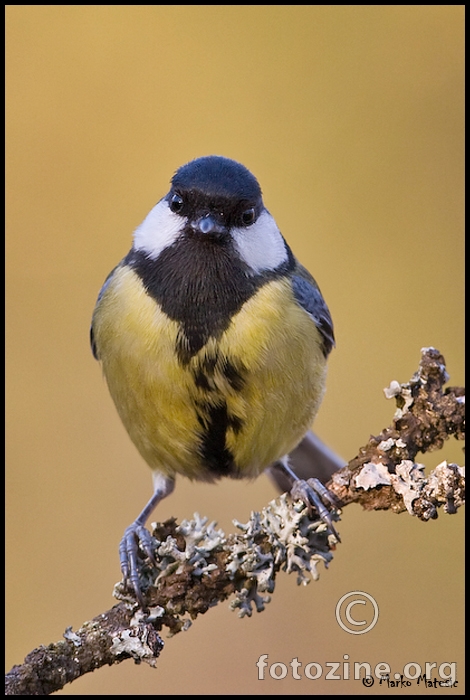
241,208,256,226
169,193,184,214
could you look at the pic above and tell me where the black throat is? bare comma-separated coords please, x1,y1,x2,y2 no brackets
126,234,293,364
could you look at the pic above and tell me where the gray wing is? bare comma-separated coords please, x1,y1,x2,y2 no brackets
291,263,335,357
90,265,119,361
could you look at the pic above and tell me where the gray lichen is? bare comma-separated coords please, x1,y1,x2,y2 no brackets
114,496,340,624
225,495,338,616
353,457,465,518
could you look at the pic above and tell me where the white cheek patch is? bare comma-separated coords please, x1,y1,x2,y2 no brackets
133,198,185,258
231,210,288,274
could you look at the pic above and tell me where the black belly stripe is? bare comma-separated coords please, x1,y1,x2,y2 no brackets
222,358,245,391
196,401,235,476
192,354,246,474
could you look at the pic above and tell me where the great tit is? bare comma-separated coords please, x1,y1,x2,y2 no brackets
91,155,339,605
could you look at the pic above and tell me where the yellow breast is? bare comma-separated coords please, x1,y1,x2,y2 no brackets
92,264,327,481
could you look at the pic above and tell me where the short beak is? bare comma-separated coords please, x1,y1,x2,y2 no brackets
190,214,227,235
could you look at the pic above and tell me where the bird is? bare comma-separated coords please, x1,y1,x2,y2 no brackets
91,155,340,606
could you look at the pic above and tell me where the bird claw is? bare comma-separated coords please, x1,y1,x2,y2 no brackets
290,477,341,542
119,521,157,608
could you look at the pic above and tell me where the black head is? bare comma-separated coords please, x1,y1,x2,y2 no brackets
167,156,263,232
132,154,290,272
171,155,262,201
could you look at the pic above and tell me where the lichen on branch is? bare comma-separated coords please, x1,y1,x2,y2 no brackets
327,346,465,517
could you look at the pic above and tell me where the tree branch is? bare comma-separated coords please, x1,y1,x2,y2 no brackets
327,346,465,517
5,347,464,695
5,603,163,696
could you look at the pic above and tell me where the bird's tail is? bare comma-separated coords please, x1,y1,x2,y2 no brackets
266,430,346,492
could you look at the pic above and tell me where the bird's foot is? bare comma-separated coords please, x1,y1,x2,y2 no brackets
119,521,157,608
290,477,341,542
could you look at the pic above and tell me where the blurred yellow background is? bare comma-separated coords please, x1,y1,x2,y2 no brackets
6,6,464,695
